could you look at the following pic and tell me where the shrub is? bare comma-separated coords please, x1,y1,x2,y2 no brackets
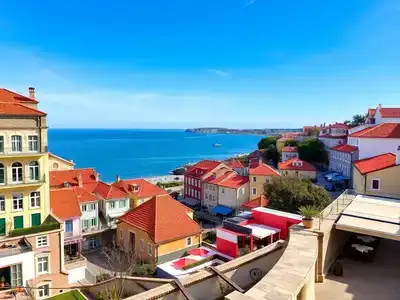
9,222,60,237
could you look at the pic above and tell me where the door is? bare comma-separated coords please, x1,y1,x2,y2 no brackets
13,216,23,229
0,218,5,236
129,232,136,252
31,213,41,226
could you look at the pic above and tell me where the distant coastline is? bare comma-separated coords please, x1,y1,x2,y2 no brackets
185,127,302,136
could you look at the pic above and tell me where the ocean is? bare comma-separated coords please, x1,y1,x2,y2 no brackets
48,129,263,182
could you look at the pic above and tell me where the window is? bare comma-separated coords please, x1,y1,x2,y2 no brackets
148,243,152,256
36,236,48,247
65,220,73,232
37,256,49,274
29,161,40,180
212,186,215,191
252,177,256,182
119,200,126,208
90,218,97,227
11,135,22,152
28,136,39,152
88,238,97,249
10,264,22,287
0,196,4,212
82,219,89,228
12,193,23,210
0,163,4,184
252,188,257,195
109,201,115,209
82,204,87,211
205,193,208,199
266,177,270,184
212,195,215,201
140,239,144,251
52,162,59,170
38,284,50,298
371,179,380,190
221,188,225,194
30,191,40,208
0,136,3,152
89,203,96,211
186,237,192,246
11,162,23,183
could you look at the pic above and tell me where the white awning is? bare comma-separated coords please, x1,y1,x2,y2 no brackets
244,223,280,239
335,195,400,240
108,212,125,218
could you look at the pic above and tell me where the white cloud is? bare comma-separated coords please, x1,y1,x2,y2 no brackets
207,69,229,77
244,0,257,7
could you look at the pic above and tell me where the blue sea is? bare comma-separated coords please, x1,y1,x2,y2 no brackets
48,129,263,182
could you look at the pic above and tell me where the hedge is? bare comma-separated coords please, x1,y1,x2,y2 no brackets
9,222,60,237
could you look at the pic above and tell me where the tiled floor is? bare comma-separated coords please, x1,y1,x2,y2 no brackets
316,239,400,300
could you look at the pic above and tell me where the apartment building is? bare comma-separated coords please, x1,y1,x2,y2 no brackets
329,144,359,182
281,146,299,162
278,158,317,180
318,123,349,149
248,160,280,199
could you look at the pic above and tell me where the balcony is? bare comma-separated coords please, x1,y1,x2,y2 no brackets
81,224,108,236
0,175,46,189
0,238,32,258
0,146,47,158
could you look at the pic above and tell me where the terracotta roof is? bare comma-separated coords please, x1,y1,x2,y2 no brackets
249,161,280,176
85,181,127,200
204,170,234,184
282,146,298,153
0,88,38,104
241,195,268,209
330,144,358,153
0,102,46,116
48,152,75,166
224,159,244,169
184,160,223,178
349,123,400,138
112,178,167,198
50,168,98,188
353,153,397,175
73,186,99,203
278,158,316,172
50,188,82,220
379,108,400,118
327,123,349,129
217,174,249,189
119,194,202,244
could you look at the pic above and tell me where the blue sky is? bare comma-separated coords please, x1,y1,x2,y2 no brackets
0,0,399,128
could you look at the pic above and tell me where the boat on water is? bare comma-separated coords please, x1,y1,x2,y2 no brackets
213,143,222,147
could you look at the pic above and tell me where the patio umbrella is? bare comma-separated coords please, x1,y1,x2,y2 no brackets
172,258,197,269
188,248,210,256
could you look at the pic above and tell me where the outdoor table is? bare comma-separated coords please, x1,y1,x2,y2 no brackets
351,243,374,262
351,244,373,253
356,235,376,244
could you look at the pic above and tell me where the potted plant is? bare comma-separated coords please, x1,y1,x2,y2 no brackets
298,206,320,229
0,276,5,288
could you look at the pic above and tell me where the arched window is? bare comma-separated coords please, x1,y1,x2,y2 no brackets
52,162,59,170
11,135,22,152
0,163,4,184
11,162,23,183
29,161,40,181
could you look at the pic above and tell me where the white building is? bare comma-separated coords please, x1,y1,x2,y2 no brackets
318,123,349,149
368,105,400,124
281,146,299,162
348,123,400,160
217,174,249,213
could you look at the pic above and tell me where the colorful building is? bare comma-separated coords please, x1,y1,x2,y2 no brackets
318,123,349,149
112,178,167,208
117,194,202,263
353,151,400,199
48,152,75,171
281,146,299,162
278,158,317,180
248,160,280,199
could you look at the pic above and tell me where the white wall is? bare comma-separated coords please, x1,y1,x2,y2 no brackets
64,218,81,237
0,251,35,285
374,110,400,124
218,183,249,210
358,138,400,159
104,198,129,220
68,266,86,284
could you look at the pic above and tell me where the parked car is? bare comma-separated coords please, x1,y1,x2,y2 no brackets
325,172,341,180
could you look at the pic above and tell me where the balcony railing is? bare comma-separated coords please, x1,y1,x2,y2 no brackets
0,238,32,258
81,223,108,235
0,175,46,187
0,146,47,156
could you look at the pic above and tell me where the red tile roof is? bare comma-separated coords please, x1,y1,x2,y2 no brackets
379,108,400,118
184,160,223,178
353,153,397,175
330,144,358,153
119,194,202,244
249,161,280,176
349,123,400,138
282,146,298,153
278,158,316,172
50,188,82,220
217,174,249,189
73,186,99,203
85,181,127,200
241,195,268,209
327,123,349,129
224,159,244,169
0,102,46,116
112,178,167,198
50,168,98,188
204,170,234,184
0,88,38,104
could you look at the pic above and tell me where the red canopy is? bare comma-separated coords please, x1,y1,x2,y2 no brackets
188,248,210,256
172,258,197,269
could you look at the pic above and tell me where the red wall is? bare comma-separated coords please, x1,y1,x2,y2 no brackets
216,238,238,258
251,211,302,240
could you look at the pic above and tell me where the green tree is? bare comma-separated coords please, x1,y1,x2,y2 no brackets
284,139,298,147
264,177,330,213
263,144,280,166
298,138,328,164
346,114,366,127
258,136,278,150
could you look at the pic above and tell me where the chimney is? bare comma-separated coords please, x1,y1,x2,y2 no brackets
258,195,263,207
28,87,35,99
77,173,83,187
116,175,120,182
378,104,382,110
94,172,100,182
397,146,400,165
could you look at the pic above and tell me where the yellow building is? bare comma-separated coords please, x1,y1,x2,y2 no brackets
112,178,167,208
278,158,317,180
353,152,400,199
48,152,75,171
0,88,50,235
248,161,280,199
117,194,202,263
